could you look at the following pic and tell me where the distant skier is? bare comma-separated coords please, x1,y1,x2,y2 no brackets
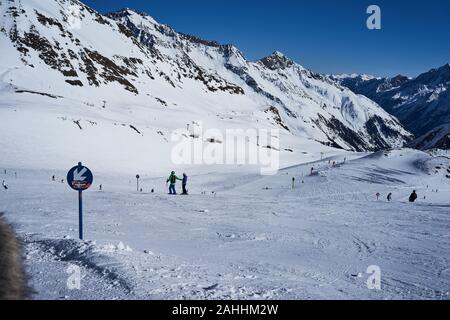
2,180,8,190
387,193,392,201
52,175,55,181
166,171,181,195
291,177,295,189
310,167,314,175
99,184,102,191
409,190,418,203
181,173,188,195
376,192,380,200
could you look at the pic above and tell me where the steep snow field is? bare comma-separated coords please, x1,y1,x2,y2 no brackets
0,85,343,174
1,149,449,299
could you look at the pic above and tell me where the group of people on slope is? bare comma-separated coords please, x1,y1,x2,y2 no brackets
166,171,188,195
375,190,418,202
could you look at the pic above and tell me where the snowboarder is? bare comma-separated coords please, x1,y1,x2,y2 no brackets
387,193,392,201
376,192,380,200
181,173,188,195
409,190,418,203
2,180,8,190
166,171,181,195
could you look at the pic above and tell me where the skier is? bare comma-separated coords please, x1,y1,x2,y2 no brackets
181,173,188,195
376,192,380,200
409,190,418,203
52,175,55,181
99,184,102,191
291,177,295,189
387,192,392,201
166,171,181,195
310,167,314,175
2,180,8,190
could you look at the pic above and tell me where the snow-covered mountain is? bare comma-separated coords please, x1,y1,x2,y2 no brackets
0,0,411,172
410,124,450,150
333,63,450,138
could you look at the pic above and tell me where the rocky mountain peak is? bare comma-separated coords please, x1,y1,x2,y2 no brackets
259,51,294,70
107,7,159,26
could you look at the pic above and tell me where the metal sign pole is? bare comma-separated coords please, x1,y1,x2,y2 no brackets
67,162,93,241
78,189,83,240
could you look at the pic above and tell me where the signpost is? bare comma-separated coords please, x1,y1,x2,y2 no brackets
136,174,140,192
67,162,93,240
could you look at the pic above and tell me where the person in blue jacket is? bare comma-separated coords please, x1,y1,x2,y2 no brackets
181,173,188,195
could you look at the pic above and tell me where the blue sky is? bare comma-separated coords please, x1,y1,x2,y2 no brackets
81,0,450,77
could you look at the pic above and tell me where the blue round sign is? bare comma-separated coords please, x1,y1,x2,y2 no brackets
67,162,93,191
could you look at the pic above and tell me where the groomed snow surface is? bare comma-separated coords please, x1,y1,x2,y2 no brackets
1,149,449,300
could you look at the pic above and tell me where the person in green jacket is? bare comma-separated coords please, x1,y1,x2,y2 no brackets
167,171,182,194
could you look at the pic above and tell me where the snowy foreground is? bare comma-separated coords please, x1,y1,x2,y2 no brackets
1,149,449,300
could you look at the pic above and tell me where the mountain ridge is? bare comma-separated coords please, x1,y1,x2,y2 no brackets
0,0,413,173
333,63,450,141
